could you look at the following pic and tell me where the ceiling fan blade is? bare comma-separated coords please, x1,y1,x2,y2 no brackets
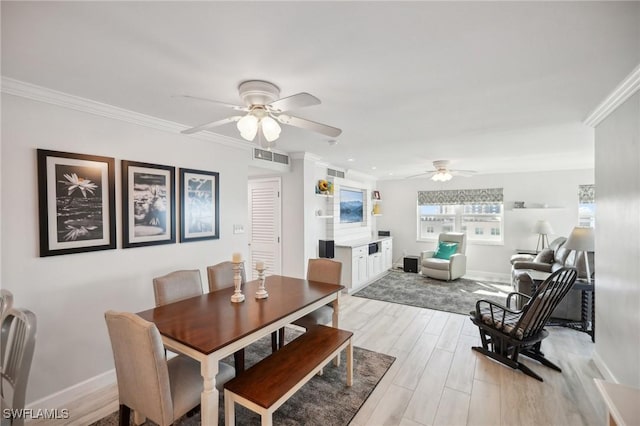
181,116,242,135
276,114,342,137
451,169,477,177
268,93,320,113
406,171,436,179
173,94,247,111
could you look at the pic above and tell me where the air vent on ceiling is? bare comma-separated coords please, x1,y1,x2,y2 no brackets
327,168,345,178
273,153,289,165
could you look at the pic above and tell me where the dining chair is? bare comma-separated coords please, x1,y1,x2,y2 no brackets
152,269,203,306
105,311,235,426
1,289,13,320
1,307,37,426
294,258,342,329
206,261,246,292
206,262,253,368
275,258,342,351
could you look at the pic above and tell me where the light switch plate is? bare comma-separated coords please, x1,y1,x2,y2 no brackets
233,224,245,234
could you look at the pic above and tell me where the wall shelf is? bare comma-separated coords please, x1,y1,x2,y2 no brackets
317,215,334,219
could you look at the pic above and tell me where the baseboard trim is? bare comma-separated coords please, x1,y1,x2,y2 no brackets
592,350,618,384
27,369,116,411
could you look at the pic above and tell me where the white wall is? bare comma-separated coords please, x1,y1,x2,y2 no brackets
593,91,640,387
376,169,594,280
1,93,250,403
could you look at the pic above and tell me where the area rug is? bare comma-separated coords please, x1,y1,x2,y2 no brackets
91,330,395,426
353,269,510,315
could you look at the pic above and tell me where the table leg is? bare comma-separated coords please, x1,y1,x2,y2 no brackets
332,293,341,367
201,357,220,425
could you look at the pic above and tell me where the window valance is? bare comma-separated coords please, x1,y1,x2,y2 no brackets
418,188,503,206
578,184,595,204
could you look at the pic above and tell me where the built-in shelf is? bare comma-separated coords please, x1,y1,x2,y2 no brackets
315,193,334,198
317,215,334,219
372,214,383,217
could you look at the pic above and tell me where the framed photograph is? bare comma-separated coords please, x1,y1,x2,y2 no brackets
372,190,381,200
37,149,116,257
180,168,220,242
122,160,175,248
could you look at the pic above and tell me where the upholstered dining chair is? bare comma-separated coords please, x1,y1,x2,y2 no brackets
275,258,343,350
105,311,234,426
421,232,467,281
152,269,203,306
1,307,37,426
206,261,246,293
206,261,252,367
469,267,577,382
293,258,342,330
0,289,13,321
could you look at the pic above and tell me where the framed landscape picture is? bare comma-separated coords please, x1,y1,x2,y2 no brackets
180,168,220,242
122,160,175,248
37,149,116,257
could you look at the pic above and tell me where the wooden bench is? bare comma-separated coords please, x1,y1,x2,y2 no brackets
224,325,354,426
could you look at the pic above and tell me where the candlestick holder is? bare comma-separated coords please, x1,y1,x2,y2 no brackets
255,265,268,299
230,261,245,303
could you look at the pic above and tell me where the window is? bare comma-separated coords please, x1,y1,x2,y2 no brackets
578,184,595,228
417,188,504,244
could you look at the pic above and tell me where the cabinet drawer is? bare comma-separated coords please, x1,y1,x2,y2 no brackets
353,246,367,257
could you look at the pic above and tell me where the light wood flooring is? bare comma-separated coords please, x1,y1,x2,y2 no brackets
44,294,605,425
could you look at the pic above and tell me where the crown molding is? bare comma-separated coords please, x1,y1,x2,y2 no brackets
584,64,640,128
0,77,252,151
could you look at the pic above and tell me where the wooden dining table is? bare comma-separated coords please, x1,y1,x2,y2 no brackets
137,274,344,426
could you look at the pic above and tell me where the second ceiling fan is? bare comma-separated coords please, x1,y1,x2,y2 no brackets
409,160,477,181
180,80,342,145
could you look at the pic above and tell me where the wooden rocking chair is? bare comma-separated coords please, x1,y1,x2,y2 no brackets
469,267,578,381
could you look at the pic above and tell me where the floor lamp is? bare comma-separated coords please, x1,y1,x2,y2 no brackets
564,226,595,283
533,220,554,252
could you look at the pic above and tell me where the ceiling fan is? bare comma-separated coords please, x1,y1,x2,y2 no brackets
408,160,477,181
179,80,342,146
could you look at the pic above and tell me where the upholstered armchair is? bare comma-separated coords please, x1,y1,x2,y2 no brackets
421,232,467,281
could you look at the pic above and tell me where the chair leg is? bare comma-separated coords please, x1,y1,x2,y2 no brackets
234,349,245,374
271,331,278,352
278,327,285,349
521,344,562,373
119,405,130,426
472,345,545,382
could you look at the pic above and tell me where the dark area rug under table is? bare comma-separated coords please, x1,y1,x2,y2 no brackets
353,269,510,315
91,330,395,426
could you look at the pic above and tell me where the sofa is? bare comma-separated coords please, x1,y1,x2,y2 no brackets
510,237,594,321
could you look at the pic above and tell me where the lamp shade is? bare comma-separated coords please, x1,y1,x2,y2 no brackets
432,171,452,182
564,226,595,251
260,116,281,142
237,114,258,141
533,220,554,235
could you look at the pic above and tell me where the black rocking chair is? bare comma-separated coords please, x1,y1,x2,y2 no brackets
469,267,578,381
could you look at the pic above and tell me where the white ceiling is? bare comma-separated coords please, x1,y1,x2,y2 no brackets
2,1,639,179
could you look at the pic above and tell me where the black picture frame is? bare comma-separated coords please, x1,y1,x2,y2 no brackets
37,149,116,257
179,168,220,243
122,160,176,248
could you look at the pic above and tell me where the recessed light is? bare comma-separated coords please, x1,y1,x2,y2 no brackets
372,166,377,170
347,158,354,162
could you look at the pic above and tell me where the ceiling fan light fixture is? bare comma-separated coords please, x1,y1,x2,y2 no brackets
237,114,259,141
261,116,281,142
432,171,453,182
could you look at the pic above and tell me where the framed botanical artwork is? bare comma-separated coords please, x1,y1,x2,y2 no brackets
180,168,220,242
37,149,116,257
122,160,175,248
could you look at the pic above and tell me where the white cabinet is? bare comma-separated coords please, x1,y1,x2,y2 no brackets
335,237,392,293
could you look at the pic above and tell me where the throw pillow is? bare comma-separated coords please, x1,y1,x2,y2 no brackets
433,242,459,260
534,248,554,264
